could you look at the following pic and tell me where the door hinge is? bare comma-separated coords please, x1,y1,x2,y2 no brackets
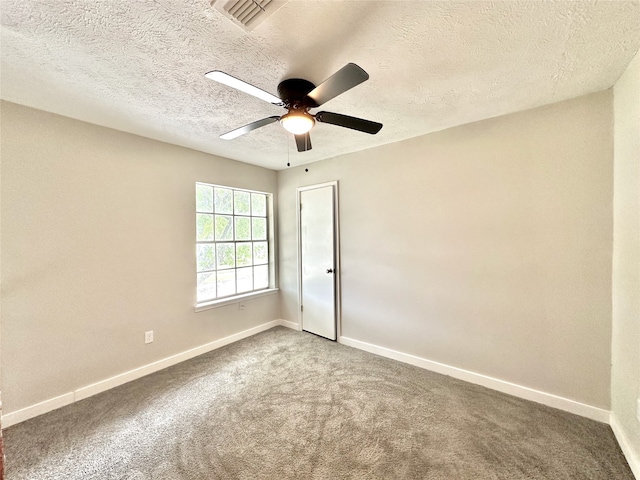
300,305,303,312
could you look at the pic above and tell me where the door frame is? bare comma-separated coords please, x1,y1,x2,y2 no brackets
296,181,341,338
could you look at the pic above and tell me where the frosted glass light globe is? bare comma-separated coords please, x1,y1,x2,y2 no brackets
280,112,315,134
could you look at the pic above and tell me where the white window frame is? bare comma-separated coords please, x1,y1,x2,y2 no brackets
195,182,277,312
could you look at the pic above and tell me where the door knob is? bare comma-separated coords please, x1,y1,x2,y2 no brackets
326,268,334,274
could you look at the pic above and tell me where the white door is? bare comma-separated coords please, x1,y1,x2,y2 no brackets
299,184,337,340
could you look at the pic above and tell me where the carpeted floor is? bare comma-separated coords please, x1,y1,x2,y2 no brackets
4,326,634,479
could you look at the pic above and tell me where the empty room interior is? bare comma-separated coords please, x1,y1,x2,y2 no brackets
1,1,639,479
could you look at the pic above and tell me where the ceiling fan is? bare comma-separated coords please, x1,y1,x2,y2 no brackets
205,63,383,152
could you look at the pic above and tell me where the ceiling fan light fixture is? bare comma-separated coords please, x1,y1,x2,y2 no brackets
280,111,315,135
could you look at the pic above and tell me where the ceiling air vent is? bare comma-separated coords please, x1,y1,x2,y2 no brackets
211,0,290,32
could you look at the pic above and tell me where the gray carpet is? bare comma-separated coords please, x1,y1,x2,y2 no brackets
4,326,633,479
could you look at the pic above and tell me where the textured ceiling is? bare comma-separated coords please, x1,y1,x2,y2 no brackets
2,0,640,170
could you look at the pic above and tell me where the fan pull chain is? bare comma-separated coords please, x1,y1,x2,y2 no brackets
286,128,291,167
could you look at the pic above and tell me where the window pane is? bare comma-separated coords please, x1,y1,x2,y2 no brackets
217,269,236,297
197,272,216,302
254,265,269,289
253,242,268,265
216,243,235,269
234,190,250,215
237,267,253,293
215,215,233,241
196,183,271,304
252,217,266,240
235,217,251,241
236,243,252,267
196,244,215,272
196,214,214,241
251,193,266,217
196,185,213,213
214,187,233,214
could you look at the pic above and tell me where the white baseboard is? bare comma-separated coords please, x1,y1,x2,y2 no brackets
611,413,640,479
74,320,282,401
1,321,612,431
338,335,610,424
278,319,301,331
3,319,287,429
2,392,75,428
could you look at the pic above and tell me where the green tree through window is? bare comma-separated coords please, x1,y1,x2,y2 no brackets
196,183,270,303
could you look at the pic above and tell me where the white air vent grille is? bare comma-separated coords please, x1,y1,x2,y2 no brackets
211,0,289,32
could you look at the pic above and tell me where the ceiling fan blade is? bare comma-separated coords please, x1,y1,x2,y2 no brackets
220,116,281,140
315,111,382,134
295,132,312,152
205,71,282,105
306,63,369,107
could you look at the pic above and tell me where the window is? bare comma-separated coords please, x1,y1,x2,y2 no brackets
196,183,272,305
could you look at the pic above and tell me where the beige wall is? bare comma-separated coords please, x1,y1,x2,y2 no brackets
612,50,640,466
0,86,622,424
278,90,614,408
0,101,279,413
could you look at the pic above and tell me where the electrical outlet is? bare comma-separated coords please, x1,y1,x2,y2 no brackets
239,303,246,311
145,331,154,344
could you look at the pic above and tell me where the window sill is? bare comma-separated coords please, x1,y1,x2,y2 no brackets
195,288,279,312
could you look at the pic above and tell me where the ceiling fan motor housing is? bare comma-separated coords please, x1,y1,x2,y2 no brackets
277,78,318,109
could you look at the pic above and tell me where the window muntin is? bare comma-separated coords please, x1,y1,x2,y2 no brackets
196,183,270,303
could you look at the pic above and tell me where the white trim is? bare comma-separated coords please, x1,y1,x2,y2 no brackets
2,392,74,429
611,413,640,479
279,319,301,331
1,321,616,433
339,335,610,423
195,288,279,312
2,320,286,428
75,320,280,401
